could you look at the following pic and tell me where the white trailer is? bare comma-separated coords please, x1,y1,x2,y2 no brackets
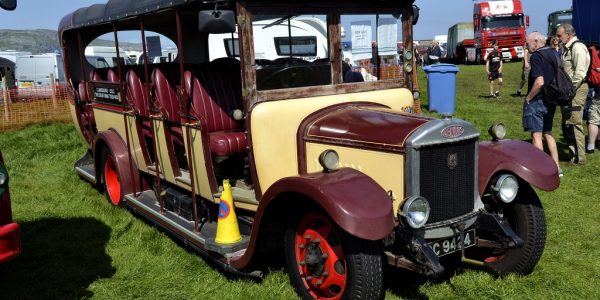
208,16,328,62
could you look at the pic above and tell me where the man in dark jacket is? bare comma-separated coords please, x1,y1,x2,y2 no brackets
523,31,561,176
428,40,441,64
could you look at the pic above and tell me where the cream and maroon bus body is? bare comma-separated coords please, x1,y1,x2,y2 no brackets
60,1,558,298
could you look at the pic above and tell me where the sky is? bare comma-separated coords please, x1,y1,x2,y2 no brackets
0,0,572,40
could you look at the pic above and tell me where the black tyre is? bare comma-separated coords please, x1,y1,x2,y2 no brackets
284,212,383,300
479,184,547,275
101,147,125,207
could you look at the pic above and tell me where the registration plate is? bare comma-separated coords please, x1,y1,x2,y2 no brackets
20,82,33,88
428,229,476,257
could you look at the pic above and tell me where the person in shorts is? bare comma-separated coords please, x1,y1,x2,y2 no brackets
523,32,561,175
587,92,600,153
485,40,503,98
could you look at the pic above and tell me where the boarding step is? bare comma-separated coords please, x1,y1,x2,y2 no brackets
125,190,249,256
214,182,257,205
74,151,96,183
175,169,191,186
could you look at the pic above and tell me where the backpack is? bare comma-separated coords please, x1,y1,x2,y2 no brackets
537,49,575,107
588,45,600,87
567,40,600,87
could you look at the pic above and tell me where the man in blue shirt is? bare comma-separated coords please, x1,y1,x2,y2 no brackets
523,31,561,175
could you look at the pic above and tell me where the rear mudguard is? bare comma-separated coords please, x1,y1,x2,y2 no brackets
93,130,140,196
262,168,394,240
478,140,559,194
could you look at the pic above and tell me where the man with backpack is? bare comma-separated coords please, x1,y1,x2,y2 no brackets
557,24,590,165
523,32,561,175
586,45,600,153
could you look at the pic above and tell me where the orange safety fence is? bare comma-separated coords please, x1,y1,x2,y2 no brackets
1,83,71,132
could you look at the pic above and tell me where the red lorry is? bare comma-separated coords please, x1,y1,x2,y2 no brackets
447,0,528,64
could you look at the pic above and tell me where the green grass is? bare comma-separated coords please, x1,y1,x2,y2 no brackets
1,62,600,299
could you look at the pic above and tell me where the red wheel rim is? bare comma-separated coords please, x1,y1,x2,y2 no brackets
104,155,121,206
295,213,346,299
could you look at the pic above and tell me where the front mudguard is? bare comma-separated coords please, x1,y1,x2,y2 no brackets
261,168,395,241
478,140,559,195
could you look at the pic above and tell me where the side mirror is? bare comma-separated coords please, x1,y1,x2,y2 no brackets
525,15,530,27
474,19,479,29
412,5,420,26
198,10,236,34
0,0,16,10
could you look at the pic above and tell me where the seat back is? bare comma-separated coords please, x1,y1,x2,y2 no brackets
185,62,243,133
107,69,120,82
151,65,181,122
126,69,149,116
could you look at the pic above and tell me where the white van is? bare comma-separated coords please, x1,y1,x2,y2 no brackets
208,16,328,62
15,53,65,88
84,46,132,67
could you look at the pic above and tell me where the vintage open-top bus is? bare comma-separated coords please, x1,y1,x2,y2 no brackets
60,0,558,298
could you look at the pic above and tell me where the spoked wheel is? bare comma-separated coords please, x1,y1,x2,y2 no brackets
474,184,546,275
285,212,383,300
102,148,124,207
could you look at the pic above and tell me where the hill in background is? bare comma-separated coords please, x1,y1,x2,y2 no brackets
0,29,141,54
0,29,59,54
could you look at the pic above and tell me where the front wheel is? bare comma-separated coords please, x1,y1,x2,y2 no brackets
101,147,124,207
477,184,547,275
284,212,383,300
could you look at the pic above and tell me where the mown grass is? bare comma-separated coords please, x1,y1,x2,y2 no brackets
0,61,599,299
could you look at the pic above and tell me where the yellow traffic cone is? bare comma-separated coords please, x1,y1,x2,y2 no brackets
215,179,242,244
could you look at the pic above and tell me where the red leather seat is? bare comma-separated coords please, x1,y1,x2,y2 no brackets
107,69,119,83
152,66,180,123
184,62,246,156
151,66,184,148
126,69,149,117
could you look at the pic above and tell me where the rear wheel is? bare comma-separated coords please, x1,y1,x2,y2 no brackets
101,148,124,207
477,184,546,275
284,212,383,300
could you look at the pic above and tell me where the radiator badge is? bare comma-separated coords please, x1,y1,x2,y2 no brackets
441,125,465,139
447,153,458,170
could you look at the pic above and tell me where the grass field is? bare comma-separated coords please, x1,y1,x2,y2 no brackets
1,61,600,299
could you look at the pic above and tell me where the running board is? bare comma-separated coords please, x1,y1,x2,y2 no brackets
74,151,96,184
125,190,250,257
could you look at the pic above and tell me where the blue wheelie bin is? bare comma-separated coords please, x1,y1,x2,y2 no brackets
422,64,459,117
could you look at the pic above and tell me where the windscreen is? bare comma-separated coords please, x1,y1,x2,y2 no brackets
482,15,523,29
253,15,331,90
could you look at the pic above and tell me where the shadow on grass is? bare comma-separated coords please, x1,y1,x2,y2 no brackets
383,260,496,299
0,217,115,299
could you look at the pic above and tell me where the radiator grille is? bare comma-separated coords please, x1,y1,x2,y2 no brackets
418,139,475,224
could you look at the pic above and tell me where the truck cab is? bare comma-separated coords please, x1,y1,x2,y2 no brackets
473,0,528,62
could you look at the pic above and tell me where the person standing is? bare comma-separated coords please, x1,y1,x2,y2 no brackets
557,24,590,165
486,40,503,98
428,40,441,65
588,89,600,153
523,32,561,175
516,46,530,96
